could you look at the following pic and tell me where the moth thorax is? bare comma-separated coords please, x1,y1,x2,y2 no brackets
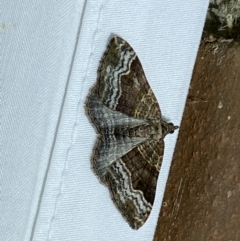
148,123,163,141
133,123,162,140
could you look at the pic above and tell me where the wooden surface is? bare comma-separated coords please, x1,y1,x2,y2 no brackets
154,41,240,241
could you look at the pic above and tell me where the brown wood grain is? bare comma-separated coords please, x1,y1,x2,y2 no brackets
154,41,240,241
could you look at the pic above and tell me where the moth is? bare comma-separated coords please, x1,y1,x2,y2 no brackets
85,36,178,229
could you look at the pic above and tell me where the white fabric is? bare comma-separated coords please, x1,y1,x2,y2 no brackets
1,0,209,240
